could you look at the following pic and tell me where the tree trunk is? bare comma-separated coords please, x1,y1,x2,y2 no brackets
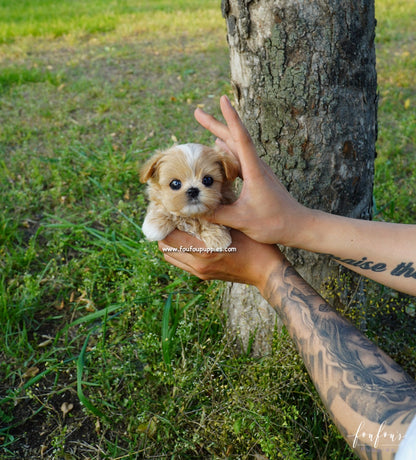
221,0,377,355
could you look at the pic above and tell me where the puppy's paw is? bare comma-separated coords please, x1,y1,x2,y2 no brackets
142,215,173,241
200,225,232,250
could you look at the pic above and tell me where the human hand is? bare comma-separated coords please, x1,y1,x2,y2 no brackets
195,95,312,247
158,229,285,295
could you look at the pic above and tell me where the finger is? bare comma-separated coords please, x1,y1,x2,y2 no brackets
215,138,243,178
218,96,263,175
158,236,215,280
219,95,250,140
161,249,201,277
215,138,234,156
158,240,198,268
162,229,205,249
206,203,243,229
194,107,230,142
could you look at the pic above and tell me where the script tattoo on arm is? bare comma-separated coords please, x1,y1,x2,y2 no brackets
330,254,416,280
264,260,416,459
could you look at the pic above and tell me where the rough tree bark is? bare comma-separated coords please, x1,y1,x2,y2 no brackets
221,0,378,355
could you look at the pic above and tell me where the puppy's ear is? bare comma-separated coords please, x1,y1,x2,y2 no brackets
140,151,165,183
216,150,239,182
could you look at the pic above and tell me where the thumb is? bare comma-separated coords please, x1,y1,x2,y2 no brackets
207,203,241,229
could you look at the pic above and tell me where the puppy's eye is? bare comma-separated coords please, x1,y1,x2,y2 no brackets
169,179,182,190
202,175,214,187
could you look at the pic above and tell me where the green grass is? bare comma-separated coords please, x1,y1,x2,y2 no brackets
0,0,415,458
0,0,223,45
374,0,416,223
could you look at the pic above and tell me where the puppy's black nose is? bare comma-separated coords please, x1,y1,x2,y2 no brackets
186,187,200,199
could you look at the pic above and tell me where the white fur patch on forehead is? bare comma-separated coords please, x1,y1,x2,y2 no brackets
177,143,204,168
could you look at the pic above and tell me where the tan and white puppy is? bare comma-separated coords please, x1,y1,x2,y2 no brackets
140,143,239,249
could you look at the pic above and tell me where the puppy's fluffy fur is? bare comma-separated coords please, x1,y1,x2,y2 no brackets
140,143,239,249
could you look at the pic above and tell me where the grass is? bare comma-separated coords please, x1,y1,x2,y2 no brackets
0,0,415,458
374,0,416,223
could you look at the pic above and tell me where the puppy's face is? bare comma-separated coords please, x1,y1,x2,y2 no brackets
140,143,238,217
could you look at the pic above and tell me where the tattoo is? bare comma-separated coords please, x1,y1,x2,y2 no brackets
265,261,416,456
329,254,416,280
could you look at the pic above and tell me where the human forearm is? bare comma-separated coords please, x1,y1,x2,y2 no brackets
261,259,416,459
294,209,416,295
160,228,416,458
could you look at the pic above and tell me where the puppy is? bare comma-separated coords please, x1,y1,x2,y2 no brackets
140,143,239,249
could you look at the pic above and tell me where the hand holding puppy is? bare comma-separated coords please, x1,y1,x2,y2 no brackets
159,229,285,295
194,96,311,248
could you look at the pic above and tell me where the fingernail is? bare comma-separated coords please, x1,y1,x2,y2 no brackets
222,95,236,111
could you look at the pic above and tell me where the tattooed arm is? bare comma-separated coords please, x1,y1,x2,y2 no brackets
296,213,416,296
160,229,416,459
264,258,416,459
193,96,416,295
